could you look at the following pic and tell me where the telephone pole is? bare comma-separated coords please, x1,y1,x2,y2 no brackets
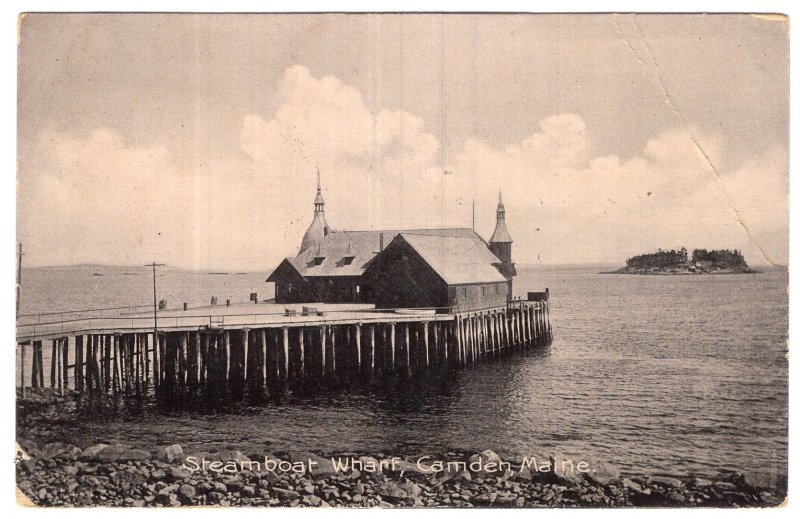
145,262,165,342
16,243,23,319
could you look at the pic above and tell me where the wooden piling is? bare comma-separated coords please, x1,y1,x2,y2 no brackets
282,327,289,380
369,325,375,373
20,342,26,397
355,324,362,372
390,323,396,370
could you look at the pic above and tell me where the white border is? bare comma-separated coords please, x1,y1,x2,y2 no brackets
1,2,795,518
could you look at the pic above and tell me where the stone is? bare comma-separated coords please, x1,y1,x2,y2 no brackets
178,484,196,499
550,454,582,485
155,444,184,464
241,486,256,497
376,481,408,500
690,477,714,488
583,460,620,486
650,476,684,488
80,444,109,460
622,478,643,493
273,487,301,500
713,481,738,491
514,466,534,481
216,450,250,464
303,484,315,494
468,450,503,478
62,465,79,476
743,472,775,491
402,482,421,498
303,495,322,506
221,475,244,492
168,466,192,481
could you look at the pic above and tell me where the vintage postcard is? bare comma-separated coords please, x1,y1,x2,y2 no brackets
15,13,788,508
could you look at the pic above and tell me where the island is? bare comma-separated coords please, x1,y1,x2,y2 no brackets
603,248,758,275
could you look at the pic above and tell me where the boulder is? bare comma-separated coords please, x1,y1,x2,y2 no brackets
650,476,684,489
376,481,408,501
155,444,184,464
549,454,582,485
583,459,620,486
468,450,503,478
79,444,109,460
622,478,643,492
178,484,196,499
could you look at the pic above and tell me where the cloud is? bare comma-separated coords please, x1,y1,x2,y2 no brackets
19,64,787,271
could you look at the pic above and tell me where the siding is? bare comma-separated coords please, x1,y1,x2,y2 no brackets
447,282,508,313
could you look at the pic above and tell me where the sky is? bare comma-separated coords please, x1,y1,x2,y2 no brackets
16,13,788,270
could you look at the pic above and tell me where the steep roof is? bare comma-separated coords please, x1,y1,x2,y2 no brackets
397,232,507,285
273,228,497,279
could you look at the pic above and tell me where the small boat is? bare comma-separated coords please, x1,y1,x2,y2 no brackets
92,273,103,276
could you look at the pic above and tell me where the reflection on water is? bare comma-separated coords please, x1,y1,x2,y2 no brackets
19,265,788,478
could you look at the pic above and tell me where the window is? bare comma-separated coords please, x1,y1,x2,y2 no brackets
341,256,355,265
313,256,325,266
481,286,486,297
356,285,360,294
495,284,500,294
462,287,467,297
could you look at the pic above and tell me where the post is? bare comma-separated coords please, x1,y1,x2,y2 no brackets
50,339,57,387
282,327,289,380
390,323,396,369
298,328,305,377
146,262,165,359
404,323,411,372
330,326,336,374
355,323,362,372
369,324,375,373
243,328,250,381
423,322,430,367
320,325,327,377
20,342,26,397
261,329,268,386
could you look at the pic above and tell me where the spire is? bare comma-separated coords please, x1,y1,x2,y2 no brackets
300,167,332,254
314,166,325,212
490,191,513,243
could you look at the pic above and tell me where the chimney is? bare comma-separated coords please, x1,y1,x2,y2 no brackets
379,232,384,252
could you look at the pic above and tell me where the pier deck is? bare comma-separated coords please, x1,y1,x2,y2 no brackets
16,299,552,402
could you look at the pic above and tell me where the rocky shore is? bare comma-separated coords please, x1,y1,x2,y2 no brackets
16,440,786,508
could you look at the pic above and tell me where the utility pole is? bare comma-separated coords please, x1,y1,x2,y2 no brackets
16,243,23,319
145,262,165,343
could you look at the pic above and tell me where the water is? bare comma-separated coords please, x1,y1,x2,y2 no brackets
17,264,788,479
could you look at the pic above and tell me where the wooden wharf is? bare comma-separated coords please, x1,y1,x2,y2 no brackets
16,298,552,402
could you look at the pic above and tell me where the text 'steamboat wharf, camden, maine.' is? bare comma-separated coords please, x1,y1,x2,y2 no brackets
16,176,552,403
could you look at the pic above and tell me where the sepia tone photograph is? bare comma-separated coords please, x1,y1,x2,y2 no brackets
13,12,789,508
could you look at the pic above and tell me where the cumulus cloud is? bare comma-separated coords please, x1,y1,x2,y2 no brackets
19,64,787,271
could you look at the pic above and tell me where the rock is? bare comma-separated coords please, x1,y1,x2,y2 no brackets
376,481,408,500
62,465,79,476
178,484,196,499
583,460,620,486
168,466,192,481
622,478,643,492
273,488,301,500
401,482,421,498
468,450,503,478
514,496,525,507
514,466,534,481
743,472,775,491
650,476,684,489
302,483,315,494
550,454,582,485
713,481,738,491
80,444,109,460
155,444,184,464
39,442,81,460
241,486,256,497
690,477,713,488
303,495,322,506
216,450,250,464
352,493,364,503
221,475,244,492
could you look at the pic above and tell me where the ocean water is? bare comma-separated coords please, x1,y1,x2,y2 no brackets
16,264,788,479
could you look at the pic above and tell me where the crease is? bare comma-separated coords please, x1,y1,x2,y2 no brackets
629,16,784,268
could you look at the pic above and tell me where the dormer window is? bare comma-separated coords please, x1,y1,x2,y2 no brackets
313,256,325,266
341,255,355,266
